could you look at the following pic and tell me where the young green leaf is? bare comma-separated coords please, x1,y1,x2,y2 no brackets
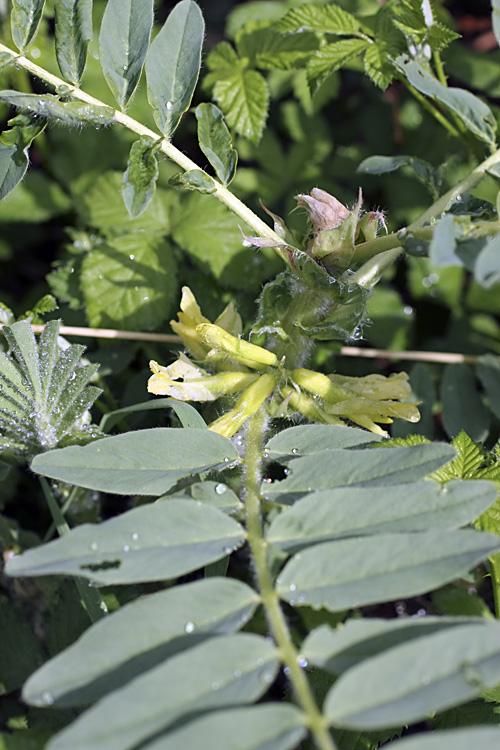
0,114,46,201
99,0,154,109
6,498,246,584
307,39,370,89
10,0,45,51
23,577,259,707
213,68,269,143
395,56,497,147
277,5,361,35
0,91,115,126
275,530,500,612
169,169,217,193
325,623,500,729
195,103,237,185
141,705,307,750
122,136,159,219
145,0,204,136
54,0,93,85
46,634,279,750
30,427,239,494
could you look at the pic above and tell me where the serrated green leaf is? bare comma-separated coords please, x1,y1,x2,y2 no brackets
395,56,497,147
80,232,177,330
54,0,93,85
141,705,306,750
363,43,394,90
46,634,279,750
264,424,382,459
30,426,239,494
81,171,176,234
7,498,245,584
170,192,273,291
277,5,360,35
145,0,204,136
303,617,483,676
213,68,269,143
430,432,485,483
23,578,259,707
307,39,369,89
235,25,318,71
441,365,490,442
266,480,497,553
476,355,500,420
99,0,153,109
0,91,115,126
474,234,500,288
195,103,237,185
276,530,500,611
122,136,159,219
169,169,217,193
325,623,500,729
262,443,456,501
10,0,45,51
384,727,500,750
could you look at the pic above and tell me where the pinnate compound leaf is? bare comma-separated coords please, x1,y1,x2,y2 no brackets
169,169,216,193
0,91,115,126
80,233,177,331
440,364,490,442
141,705,306,750
30,427,239,494
99,0,153,109
264,424,382,458
54,0,93,85
195,103,237,185
122,136,159,219
145,0,204,136
395,56,497,147
23,578,259,707
0,114,45,201
384,727,500,750
6,498,245,585
303,617,484,677
46,634,279,750
275,530,500,611
10,0,45,51
0,320,101,460
262,443,456,500
213,69,269,143
325,622,500,729
277,5,360,35
266,480,497,553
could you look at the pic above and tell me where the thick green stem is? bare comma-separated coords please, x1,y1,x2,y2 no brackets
0,43,285,251
40,477,107,623
244,409,337,750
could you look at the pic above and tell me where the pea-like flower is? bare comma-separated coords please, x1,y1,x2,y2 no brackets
148,288,420,438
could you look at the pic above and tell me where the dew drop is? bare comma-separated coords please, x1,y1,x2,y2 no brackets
297,655,308,668
129,254,135,260
166,101,173,111
215,483,227,495
292,448,299,455
185,621,195,633
89,542,99,552
283,666,291,676
123,544,130,552
211,681,220,691
289,583,297,592
41,691,54,706
441,485,448,494
132,532,139,540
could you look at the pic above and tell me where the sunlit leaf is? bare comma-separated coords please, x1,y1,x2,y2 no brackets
213,69,269,144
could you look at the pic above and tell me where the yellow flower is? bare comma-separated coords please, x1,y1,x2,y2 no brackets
209,373,276,438
148,358,258,402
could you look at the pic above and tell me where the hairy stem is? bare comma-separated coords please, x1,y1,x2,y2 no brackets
244,409,336,750
0,43,285,252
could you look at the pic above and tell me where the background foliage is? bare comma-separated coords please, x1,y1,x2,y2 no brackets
2,1,500,749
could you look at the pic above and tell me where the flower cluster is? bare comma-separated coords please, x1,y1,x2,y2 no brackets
148,288,420,438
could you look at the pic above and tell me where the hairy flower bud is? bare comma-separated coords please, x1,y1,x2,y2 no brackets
296,188,350,232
